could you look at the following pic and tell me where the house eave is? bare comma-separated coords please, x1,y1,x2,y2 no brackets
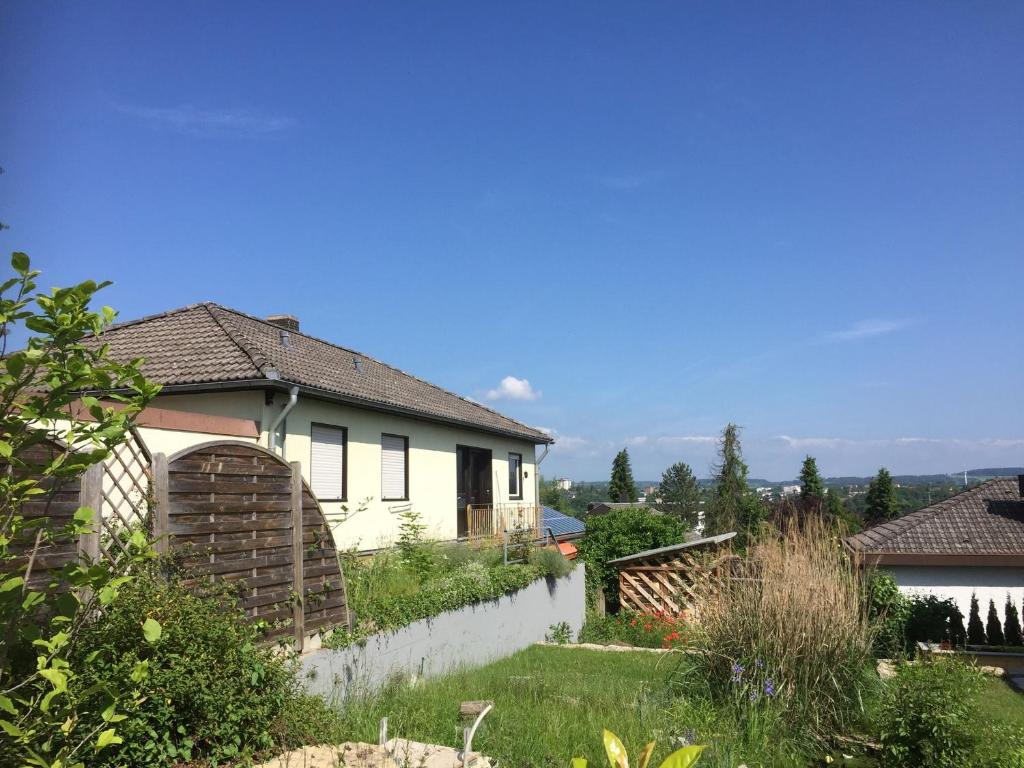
146,380,555,446
851,551,1024,567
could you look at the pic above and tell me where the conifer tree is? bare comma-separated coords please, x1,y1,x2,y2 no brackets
864,468,899,526
949,606,967,648
799,455,825,502
657,461,701,528
967,593,986,645
1004,594,1023,646
986,599,1005,645
608,448,637,503
708,423,764,540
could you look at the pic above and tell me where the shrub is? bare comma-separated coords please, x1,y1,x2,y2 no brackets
905,594,966,649
968,593,986,645
987,599,1006,645
578,611,688,649
528,546,573,578
1005,595,1023,646
687,516,874,742
576,508,686,611
73,567,297,767
877,659,983,768
869,571,910,658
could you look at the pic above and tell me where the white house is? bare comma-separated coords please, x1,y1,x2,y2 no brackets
93,303,552,550
845,477,1024,626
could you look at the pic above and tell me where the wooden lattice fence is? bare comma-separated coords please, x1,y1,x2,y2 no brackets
618,548,737,617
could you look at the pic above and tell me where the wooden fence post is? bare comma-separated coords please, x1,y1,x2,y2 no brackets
151,453,170,556
290,461,305,652
77,463,102,564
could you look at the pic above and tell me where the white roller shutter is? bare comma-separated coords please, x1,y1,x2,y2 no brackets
310,424,345,499
381,434,407,500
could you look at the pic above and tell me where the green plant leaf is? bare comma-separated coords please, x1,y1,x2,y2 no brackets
656,745,705,768
11,251,30,273
142,617,161,644
571,759,588,768
603,729,628,768
636,742,656,768
95,728,123,751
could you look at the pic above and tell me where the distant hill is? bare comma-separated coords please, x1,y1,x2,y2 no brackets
964,467,1024,477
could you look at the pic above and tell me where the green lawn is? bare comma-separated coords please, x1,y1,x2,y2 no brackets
332,645,685,768
976,676,1024,727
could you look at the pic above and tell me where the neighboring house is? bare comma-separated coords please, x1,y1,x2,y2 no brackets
844,476,1024,624
556,478,573,491
92,303,552,550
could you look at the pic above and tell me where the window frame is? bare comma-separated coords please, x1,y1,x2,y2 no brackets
380,433,410,502
508,451,523,500
309,422,348,502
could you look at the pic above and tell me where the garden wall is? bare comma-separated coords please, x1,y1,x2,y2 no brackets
300,565,585,700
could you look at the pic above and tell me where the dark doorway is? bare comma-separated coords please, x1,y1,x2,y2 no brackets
456,445,492,537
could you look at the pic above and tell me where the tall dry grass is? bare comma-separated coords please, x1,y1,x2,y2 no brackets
689,516,875,739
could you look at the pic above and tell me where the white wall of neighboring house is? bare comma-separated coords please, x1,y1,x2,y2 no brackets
884,565,1024,626
144,390,539,551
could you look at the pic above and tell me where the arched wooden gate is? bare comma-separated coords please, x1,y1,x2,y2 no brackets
151,441,351,647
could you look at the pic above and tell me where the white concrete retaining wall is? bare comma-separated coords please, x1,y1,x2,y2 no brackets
885,565,1024,625
300,566,586,701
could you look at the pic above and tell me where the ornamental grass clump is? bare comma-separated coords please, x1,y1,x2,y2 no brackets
688,516,874,741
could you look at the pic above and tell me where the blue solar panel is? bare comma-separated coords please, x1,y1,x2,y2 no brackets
541,506,585,537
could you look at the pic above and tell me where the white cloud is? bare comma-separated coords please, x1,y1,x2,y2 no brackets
656,435,719,445
823,319,910,343
115,103,294,137
626,435,649,446
484,375,541,401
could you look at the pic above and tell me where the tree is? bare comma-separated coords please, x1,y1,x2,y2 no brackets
707,423,764,540
657,461,701,528
864,468,900,526
539,476,563,511
967,593,986,645
0,253,160,765
1004,594,1023,646
799,455,824,502
608,448,637,503
986,599,1005,645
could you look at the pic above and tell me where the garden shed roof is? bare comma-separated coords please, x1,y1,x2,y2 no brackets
844,477,1024,564
607,532,736,567
91,302,552,444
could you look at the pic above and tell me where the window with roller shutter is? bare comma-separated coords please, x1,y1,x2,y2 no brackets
310,423,347,501
381,433,409,500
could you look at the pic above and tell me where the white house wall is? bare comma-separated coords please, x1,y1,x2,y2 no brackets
145,391,539,551
884,565,1024,626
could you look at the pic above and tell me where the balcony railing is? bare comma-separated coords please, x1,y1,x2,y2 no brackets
465,502,541,540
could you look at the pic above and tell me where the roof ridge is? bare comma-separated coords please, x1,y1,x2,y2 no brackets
204,305,272,376
102,302,210,334
207,304,548,437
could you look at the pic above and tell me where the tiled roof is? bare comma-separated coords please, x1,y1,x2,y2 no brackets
845,478,1024,555
96,303,552,443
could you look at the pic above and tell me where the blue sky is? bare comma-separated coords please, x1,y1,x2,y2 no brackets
2,2,1022,481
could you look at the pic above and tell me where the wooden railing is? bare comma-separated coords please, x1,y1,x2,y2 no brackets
465,503,542,540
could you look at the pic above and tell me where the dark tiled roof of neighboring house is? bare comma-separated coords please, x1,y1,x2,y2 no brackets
541,507,586,538
845,478,1024,556
94,303,552,444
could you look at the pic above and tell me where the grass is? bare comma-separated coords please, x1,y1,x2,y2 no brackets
976,676,1024,726
331,645,684,768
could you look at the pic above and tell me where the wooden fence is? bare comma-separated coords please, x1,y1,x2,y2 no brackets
8,435,350,649
618,550,736,617
465,502,541,540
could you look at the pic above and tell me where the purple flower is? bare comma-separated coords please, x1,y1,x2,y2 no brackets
730,662,745,683
749,690,759,702
764,678,776,698
755,658,764,669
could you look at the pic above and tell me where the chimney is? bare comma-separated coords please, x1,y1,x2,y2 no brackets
266,314,300,333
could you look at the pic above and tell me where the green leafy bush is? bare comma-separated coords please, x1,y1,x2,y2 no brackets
576,508,685,611
579,611,688,649
73,567,299,766
878,659,983,768
905,594,966,649
869,571,910,658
